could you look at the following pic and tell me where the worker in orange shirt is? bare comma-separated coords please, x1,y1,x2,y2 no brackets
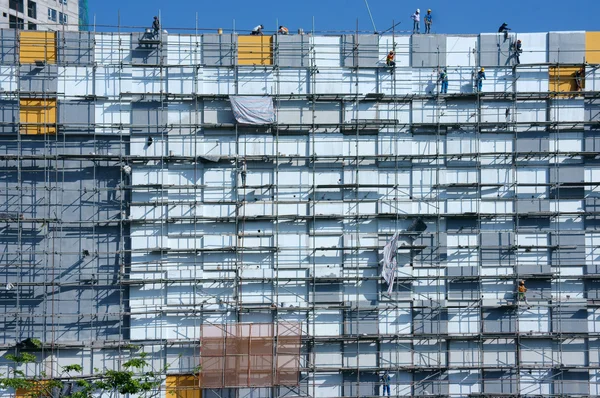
386,51,396,68
278,26,289,35
518,280,531,308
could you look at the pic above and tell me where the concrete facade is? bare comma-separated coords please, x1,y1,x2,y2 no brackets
0,29,598,397
0,0,79,31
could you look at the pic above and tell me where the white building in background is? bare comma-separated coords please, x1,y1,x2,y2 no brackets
0,0,78,31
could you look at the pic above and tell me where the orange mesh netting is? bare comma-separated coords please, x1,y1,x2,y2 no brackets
200,322,301,388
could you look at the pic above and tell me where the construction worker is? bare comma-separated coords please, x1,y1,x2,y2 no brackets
152,16,160,38
438,68,448,94
518,280,531,308
411,9,420,34
477,67,486,92
498,22,511,40
240,159,247,186
386,51,396,68
380,371,391,396
424,9,433,34
251,24,264,36
514,39,523,65
575,68,584,91
278,26,289,35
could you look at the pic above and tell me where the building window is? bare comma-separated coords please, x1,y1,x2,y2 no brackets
9,0,24,13
27,22,36,30
59,12,67,24
9,15,24,29
59,0,67,4
27,1,36,18
47,7,57,22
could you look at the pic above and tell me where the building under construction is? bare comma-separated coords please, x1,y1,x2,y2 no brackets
0,27,599,397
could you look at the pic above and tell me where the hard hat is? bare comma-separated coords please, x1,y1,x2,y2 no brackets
416,8,420,12
520,280,525,284
428,9,432,12
517,39,521,42
481,67,485,71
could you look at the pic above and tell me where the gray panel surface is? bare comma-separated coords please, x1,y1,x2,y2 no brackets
411,34,446,67
552,308,587,333
0,100,18,134
203,34,235,66
132,32,164,65
586,99,600,122
341,35,379,68
554,370,589,395
59,101,95,128
549,32,586,63
414,308,448,335
131,101,167,133
0,29,16,64
516,131,550,153
479,34,517,67
414,372,449,396
275,35,310,67
58,31,94,65
483,309,516,333
19,64,58,93
483,371,517,394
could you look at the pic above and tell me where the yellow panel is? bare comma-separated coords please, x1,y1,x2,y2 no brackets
20,31,57,64
166,375,201,398
20,99,57,135
238,35,273,65
16,381,51,398
587,32,600,64
549,66,584,94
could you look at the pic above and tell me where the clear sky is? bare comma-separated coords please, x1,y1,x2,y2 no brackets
88,0,597,35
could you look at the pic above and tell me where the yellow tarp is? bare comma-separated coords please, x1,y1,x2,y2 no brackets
238,35,273,65
20,99,57,135
20,31,56,64
166,375,201,398
586,32,600,64
549,66,584,94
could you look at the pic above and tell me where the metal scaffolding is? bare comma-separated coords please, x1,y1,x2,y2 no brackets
0,22,599,398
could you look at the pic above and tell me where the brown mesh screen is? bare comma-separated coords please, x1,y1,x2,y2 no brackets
200,322,301,388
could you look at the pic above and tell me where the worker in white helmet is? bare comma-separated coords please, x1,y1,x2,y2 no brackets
411,9,420,34
424,9,433,34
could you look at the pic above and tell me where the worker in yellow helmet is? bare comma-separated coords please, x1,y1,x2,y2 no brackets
424,9,433,34
477,67,486,92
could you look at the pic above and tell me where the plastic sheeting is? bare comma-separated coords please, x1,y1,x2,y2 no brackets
229,96,275,125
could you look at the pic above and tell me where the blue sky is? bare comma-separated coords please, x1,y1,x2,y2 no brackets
89,0,597,34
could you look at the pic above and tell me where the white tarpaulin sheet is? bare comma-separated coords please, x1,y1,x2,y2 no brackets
381,232,399,295
229,96,275,125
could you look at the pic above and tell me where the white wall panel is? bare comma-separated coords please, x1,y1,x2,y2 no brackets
310,310,342,336
550,98,585,122
277,69,309,94
516,100,547,123
446,36,478,67
132,67,165,93
343,343,377,367
167,34,200,65
313,36,341,67
310,373,342,398
520,370,552,396
411,68,437,95
448,309,480,335
379,67,413,95
0,65,16,92
483,339,515,366
314,343,342,367
481,100,512,123
379,308,411,335
518,307,551,333
480,67,514,92
237,70,274,95
516,33,548,64
449,342,481,367
167,67,196,95
449,370,481,397
414,340,445,367
201,67,235,94
446,67,476,94
95,66,133,97
59,67,93,96
516,66,549,92
95,101,132,133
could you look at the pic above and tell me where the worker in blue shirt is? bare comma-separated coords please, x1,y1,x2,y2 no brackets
380,371,391,396
438,68,448,94
477,68,486,92
424,9,433,34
